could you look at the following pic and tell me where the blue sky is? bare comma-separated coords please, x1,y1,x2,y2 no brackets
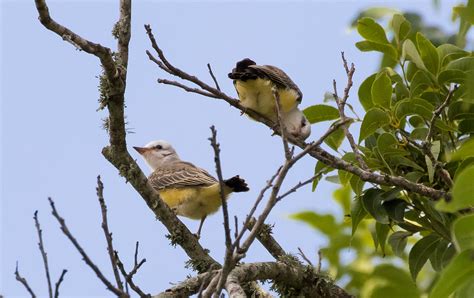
1,0,458,296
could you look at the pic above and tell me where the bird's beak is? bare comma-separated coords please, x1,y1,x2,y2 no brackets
133,146,149,154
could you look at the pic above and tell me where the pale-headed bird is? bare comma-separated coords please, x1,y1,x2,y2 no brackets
228,58,311,140
134,140,249,236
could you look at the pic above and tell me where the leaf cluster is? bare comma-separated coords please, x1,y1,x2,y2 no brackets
298,5,474,297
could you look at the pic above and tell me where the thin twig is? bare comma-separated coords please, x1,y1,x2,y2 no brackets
15,263,36,298
33,211,53,298
54,269,68,298
276,173,323,202
134,241,139,267
207,63,221,91
272,86,292,160
197,265,220,298
209,126,233,297
48,197,124,296
233,167,282,250
317,250,322,274
333,52,367,170
425,85,458,143
115,251,149,297
144,25,449,201
298,247,314,267
34,0,118,85
96,175,124,291
158,78,219,99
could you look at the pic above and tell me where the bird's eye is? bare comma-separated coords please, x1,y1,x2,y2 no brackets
301,119,307,126
155,145,163,150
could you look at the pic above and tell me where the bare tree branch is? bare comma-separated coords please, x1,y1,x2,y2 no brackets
317,250,322,274
158,78,220,98
272,86,292,160
96,175,124,291
15,263,37,298
154,270,220,298
298,247,314,267
34,0,119,86
208,126,233,296
34,0,222,274
333,52,367,170
117,0,132,68
48,197,125,297
54,269,68,298
425,85,458,143
144,28,450,201
207,63,221,91
115,251,149,297
33,211,53,298
246,218,286,260
225,262,352,297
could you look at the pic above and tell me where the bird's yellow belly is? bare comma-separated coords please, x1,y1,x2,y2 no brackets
158,184,229,220
235,79,298,119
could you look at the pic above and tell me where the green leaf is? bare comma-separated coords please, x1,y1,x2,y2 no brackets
359,73,377,111
359,108,390,142
383,199,406,223
391,14,411,45
334,184,351,215
452,214,474,251
438,69,466,85
371,72,393,108
437,165,474,212
448,101,474,121
431,140,441,159
357,17,390,44
425,156,434,183
395,97,434,120
437,44,469,67
404,171,425,182
410,70,431,96
455,157,474,179
377,133,406,158
394,82,410,101
289,211,337,235
375,222,390,255
338,154,355,185
362,189,389,224
361,264,420,298
409,234,441,281
312,161,333,192
446,57,474,72
410,127,428,140
459,119,474,134
429,249,474,298
356,41,398,60
430,240,454,272
349,175,364,196
324,127,345,151
450,138,474,161
388,231,411,257
390,156,425,172
416,32,439,75
351,197,367,236
455,278,474,298
303,104,340,124
402,39,427,71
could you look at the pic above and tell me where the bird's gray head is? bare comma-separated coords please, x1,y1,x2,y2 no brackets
133,140,180,171
283,108,311,140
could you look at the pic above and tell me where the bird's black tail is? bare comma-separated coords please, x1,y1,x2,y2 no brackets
224,175,249,192
228,58,258,81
